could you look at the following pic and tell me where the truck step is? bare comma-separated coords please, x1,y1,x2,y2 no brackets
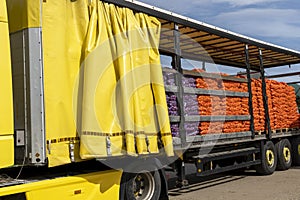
193,147,259,161
196,160,261,177
0,175,27,188
194,147,260,176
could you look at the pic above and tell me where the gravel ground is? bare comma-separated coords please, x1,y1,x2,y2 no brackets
167,165,300,200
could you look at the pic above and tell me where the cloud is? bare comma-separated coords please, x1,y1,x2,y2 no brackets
138,1,300,50
212,8,300,39
138,0,214,16
212,0,281,7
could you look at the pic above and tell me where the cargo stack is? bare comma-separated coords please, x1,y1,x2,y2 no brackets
182,76,198,116
251,79,266,132
184,95,199,115
266,81,275,130
199,122,223,135
166,94,178,116
163,72,176,86
197,75,250,135
164,71,180,137
170,123,179,137
221,80,249,116
195,75,224,135
163,71,177,116
183,93,199,136
184,123,199,136
196,77,220,90
268,81,300,129
222,79,248,92
250,79,300,132
223,121,251,133
225,97,249,115
182,77,199,136
268,80,285,129
164,69,300,137
285,86,300,128
198,96,226,116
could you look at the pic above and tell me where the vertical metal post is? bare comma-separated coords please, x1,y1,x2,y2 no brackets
172,23,187,147
175,159,188,188
258,49,272,139
245,45,255,138
202,61,206,71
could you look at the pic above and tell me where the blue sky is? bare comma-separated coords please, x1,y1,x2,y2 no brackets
139,0,300,83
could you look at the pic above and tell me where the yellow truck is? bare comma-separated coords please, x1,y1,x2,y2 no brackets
1,0,300,199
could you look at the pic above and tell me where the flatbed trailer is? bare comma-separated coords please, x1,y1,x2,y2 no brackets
104,0,300,187
1,0,300,199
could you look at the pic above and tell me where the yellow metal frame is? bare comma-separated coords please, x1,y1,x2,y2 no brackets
0,170,122,200
0,0,14,168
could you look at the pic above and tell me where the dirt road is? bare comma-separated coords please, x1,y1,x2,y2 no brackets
167,165,300,200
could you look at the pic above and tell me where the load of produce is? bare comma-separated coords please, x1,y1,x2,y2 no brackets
163,70,299,137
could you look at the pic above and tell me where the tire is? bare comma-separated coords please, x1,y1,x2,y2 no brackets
120,168,161,200
255,141,277,175
291,136,300,166
276,139,292,171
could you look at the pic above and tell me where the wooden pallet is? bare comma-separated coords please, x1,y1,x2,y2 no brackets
271,128,298,134
271,129,281,134
255,128,299,135
281,128,291,133
255,130,266,135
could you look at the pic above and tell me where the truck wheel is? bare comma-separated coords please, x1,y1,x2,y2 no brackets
255,141,277,175
291,136,300,166
276,139,292,170
121,169,161,200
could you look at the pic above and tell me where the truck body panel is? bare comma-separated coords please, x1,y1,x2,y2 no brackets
0,170,122,199
0,0,14,168
10,28,46,165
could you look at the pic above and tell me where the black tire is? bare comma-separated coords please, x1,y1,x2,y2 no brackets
291,136,300,166
255,141,277,175
276,139,292,171
120,168,161,200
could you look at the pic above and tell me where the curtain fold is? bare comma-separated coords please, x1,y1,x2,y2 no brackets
42,0,173,166
80,1,173,158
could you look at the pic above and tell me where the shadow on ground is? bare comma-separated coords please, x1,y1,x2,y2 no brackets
166,164,300,197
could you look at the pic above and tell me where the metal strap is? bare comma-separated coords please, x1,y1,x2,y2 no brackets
106,136,112,156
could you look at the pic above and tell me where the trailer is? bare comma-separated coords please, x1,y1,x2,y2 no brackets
1,0,300,199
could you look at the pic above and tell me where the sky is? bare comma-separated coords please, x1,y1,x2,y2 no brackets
139,0,300,83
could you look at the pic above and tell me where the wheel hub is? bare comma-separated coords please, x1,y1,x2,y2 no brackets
266,150,275,167
283,147,291,163
133,172,155,200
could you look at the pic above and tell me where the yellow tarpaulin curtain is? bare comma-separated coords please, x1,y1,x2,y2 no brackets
7,0,173,167
6,0,41,33
42,0,89,167
79,1,173,158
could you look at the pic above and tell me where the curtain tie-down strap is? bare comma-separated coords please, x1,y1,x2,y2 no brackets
106,136,112,156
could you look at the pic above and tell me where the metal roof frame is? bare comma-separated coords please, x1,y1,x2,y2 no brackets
266,72,300,79
287,81,300,85
102,0,300,69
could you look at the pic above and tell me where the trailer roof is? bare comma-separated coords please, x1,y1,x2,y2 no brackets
102,0,300,69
